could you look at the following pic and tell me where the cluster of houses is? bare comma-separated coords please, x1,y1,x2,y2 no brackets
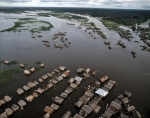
100,91,141,118
118,31,131,41
51,32,71,49
0,66,67,118
24,63,45,75
0,66,142,118
43,67,97,118
104,41,112,49
118,40,126,48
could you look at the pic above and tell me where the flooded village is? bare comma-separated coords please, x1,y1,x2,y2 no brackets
0,8,150,118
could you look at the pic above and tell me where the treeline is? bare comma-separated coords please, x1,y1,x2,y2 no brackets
0,7,150,26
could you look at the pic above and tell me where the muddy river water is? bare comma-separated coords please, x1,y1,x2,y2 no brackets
0,11,150,118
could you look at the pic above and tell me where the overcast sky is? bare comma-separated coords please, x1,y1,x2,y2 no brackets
0,0,150,9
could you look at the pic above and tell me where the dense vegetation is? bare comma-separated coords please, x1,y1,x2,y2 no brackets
0,68,22,86
1,7,150,26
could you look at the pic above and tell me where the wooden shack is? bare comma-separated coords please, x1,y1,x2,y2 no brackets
122,97,129,104
5,108,13,116
0,99,6,106
38,78,44,83
68,78,74,83
54,96,64,104
54,69,60,73
42,75,48,80
60,93,68,99
36,88,44,94
20,64,25,68
64,87,73,94
77,68,84,74
84,91,94,98
47,73,53,78
81,105,92,114
25,95,34,102
30,67,35,72
62,70,70,78
50,103,59,110
0,112,7,118
70,83,77,89
47,83,53,88
79,110,87,118
23,85,30,91
34,81,39,86
4,60,10,65
110,101,121,112
18,100,26,109
27,82,36,88
124,91,132,98
32,92,38,98
24,70,30,75
44,106,54,114
17,88,24,95
94,106,101,113
4,96,12,102
40,63,45,68
74,100,83,108
100,75,108,82
56,76,63,81
11,104,19,112
79,95,90,104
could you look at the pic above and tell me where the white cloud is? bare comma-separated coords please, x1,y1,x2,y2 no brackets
0,0,150,8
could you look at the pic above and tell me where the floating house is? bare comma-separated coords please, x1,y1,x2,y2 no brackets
44,106,54,115
60,93,68,99
64,87,73,94
95,88,108,98
25,95,34,102
18,100,26,109
0,99,6,106
24,70,30,75
30,67,35,73
20,64,25,68
11,104,19,112
4,96,12,102
5,108,13,116
17,88,24,95
40,63,45,68
62,70,70,78
50,103,59,110
54,96,64,104
23,85,30,91
4,60,10,65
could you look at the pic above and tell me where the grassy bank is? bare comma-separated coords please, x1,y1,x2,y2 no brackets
0,19,54,34
101,19,133,38
0,68,22,87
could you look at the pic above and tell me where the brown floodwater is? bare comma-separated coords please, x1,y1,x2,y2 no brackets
0,12,150,118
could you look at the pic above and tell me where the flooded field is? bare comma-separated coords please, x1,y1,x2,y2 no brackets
0,11,150,118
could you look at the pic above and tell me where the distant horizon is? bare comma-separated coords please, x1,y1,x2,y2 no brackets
0,0,150,9
0,6,150,10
